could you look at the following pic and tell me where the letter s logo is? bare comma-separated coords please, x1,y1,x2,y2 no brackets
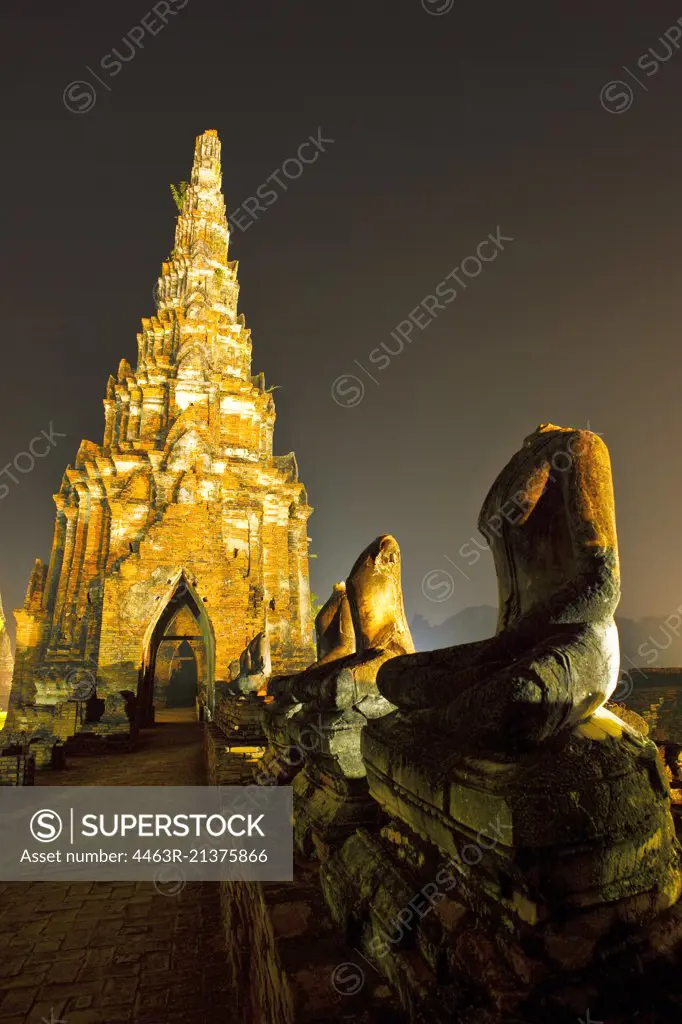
30,809,63,842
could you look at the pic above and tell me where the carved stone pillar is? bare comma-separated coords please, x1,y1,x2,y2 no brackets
49,501,79,649
43,501,68,616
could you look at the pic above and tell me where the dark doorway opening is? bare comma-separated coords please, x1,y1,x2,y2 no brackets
138,573,215,727
165,639,199,707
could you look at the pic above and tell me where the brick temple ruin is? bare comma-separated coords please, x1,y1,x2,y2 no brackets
1,136,681,1024
1,129,314,762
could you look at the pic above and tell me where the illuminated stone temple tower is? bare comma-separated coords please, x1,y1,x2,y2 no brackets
4,130,315,753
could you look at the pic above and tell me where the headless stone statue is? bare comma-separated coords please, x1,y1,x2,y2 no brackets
260,582,356,785
274,535,414,712
265,582,355,702
315,583,356,665
98,691,130,730
230,632,272,696
378,425,621,756
275,536,415,849
334,428,681,1012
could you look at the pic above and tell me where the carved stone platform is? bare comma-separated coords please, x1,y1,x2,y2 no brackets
287,704,389,856
319,706,682,1021
292,761,380,860
364,707,680,918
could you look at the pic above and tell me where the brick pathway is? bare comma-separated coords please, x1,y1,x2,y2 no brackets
0,712,233,1024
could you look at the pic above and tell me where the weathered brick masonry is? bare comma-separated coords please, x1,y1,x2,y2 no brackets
0,591,14,711
203,722,405,1024
2,130,315,760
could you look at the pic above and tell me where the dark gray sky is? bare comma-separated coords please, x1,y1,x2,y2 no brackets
2,0,682,644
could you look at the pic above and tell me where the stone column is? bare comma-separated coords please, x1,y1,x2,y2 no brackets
287,504,312,655
118,394,130,445
60,482,91,646
74,485,107,628
49,501,79,648
42,501,67,615
128,386,142,441
0,593,14,711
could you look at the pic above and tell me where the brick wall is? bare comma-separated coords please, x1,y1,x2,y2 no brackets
0,751,35,785
203,722,405,1023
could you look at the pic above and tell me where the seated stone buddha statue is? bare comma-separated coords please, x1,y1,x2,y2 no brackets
270,534,414,714
258,583,356,784
315,582,356,666
229,631,272,697
263,581,356,713
378,424,621,758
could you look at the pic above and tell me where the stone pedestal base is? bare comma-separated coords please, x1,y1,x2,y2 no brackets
256,744,300,786
322,822,682,1023
318,707,682,1021
287,705,372,779
292,763,380,859
281,704,382,856
259,698,305,785
72,696,134,754
363,707,681,919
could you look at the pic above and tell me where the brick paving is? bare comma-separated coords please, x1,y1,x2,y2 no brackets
0,711,234,1024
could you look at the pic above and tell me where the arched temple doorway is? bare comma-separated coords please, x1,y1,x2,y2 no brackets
138,573,215,727
164,638,199,708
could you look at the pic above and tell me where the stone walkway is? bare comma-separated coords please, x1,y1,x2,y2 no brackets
0,711,233,1024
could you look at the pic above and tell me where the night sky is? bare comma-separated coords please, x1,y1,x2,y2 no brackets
2,0,682,652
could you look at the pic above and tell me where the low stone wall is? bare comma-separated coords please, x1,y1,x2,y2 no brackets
214,696,267,745
219,878,296,1024
0,751,34,785
204,721,404,1023
204,722,259,786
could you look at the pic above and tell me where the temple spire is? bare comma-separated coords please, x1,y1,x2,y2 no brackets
190,128,222,189
153,129,239,319
173,129,229,265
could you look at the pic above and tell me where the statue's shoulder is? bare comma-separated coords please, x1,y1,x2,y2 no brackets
561,428,609,461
